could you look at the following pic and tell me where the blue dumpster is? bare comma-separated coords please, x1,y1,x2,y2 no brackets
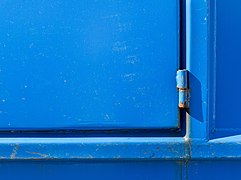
0,0,241,179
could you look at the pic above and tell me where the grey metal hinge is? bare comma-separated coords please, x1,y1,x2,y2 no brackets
176,69,190,109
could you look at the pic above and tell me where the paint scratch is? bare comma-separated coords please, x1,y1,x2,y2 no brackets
26,151,49,158
10,145,19,159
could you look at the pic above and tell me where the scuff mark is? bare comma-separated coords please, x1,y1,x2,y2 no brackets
121,73,136,82
126,55,139,64
10,144,19,159
112,41,127,52
26,151,48,158
101,14,119,19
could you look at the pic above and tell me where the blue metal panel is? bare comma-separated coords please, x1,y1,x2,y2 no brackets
0,137,185,160
186,0,209,139
0,161,182,180
188,161,241,180
1,1,241,179
0,0,179,130
209,0,241,138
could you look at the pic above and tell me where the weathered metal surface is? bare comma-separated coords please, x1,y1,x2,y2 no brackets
0,136,241,161
176,70,188,89
0,138,184,160
176,70,190,108
0,0,240,180
0,0,179,130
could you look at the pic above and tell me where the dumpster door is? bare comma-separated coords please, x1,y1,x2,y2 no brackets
0,0,180,130
212,0,241,136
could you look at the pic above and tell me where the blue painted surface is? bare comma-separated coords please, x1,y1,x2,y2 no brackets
176,70,188,89
0,161,182,180
188,161,241,180
0,137,185,160
209,0,241,138
215,0,241,128
0,0,179,130
0,0,241,179
186,0,209,139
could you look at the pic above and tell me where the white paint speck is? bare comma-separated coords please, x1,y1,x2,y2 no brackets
104,114,110,120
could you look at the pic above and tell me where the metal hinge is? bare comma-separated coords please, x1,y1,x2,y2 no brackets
176,69,190,109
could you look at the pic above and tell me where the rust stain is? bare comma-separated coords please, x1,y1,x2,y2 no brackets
179,102,188,108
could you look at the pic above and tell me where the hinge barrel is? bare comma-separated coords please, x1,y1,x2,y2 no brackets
176,70,190,108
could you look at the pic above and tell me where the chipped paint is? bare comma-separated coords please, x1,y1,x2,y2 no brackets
176,70,190,108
